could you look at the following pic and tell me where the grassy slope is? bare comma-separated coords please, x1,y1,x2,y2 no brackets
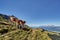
0,14,60,40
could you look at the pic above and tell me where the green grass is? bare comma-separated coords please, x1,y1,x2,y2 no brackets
0,14,60,40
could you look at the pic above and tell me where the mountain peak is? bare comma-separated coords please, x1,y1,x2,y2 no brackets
41,24,55,27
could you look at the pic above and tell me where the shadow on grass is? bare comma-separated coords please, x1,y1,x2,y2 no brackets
48,34,60,40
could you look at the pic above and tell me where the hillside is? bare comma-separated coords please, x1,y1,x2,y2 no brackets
0,14,60,40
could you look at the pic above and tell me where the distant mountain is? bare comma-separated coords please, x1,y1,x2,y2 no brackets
39,25,60,32
0,14,60,40
0,14,10,19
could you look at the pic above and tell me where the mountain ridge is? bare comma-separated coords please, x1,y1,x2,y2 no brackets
0,14,60,40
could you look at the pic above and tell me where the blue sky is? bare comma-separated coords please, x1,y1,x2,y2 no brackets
0,0,60,26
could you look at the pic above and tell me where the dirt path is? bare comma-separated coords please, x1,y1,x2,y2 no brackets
31,29,38,40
